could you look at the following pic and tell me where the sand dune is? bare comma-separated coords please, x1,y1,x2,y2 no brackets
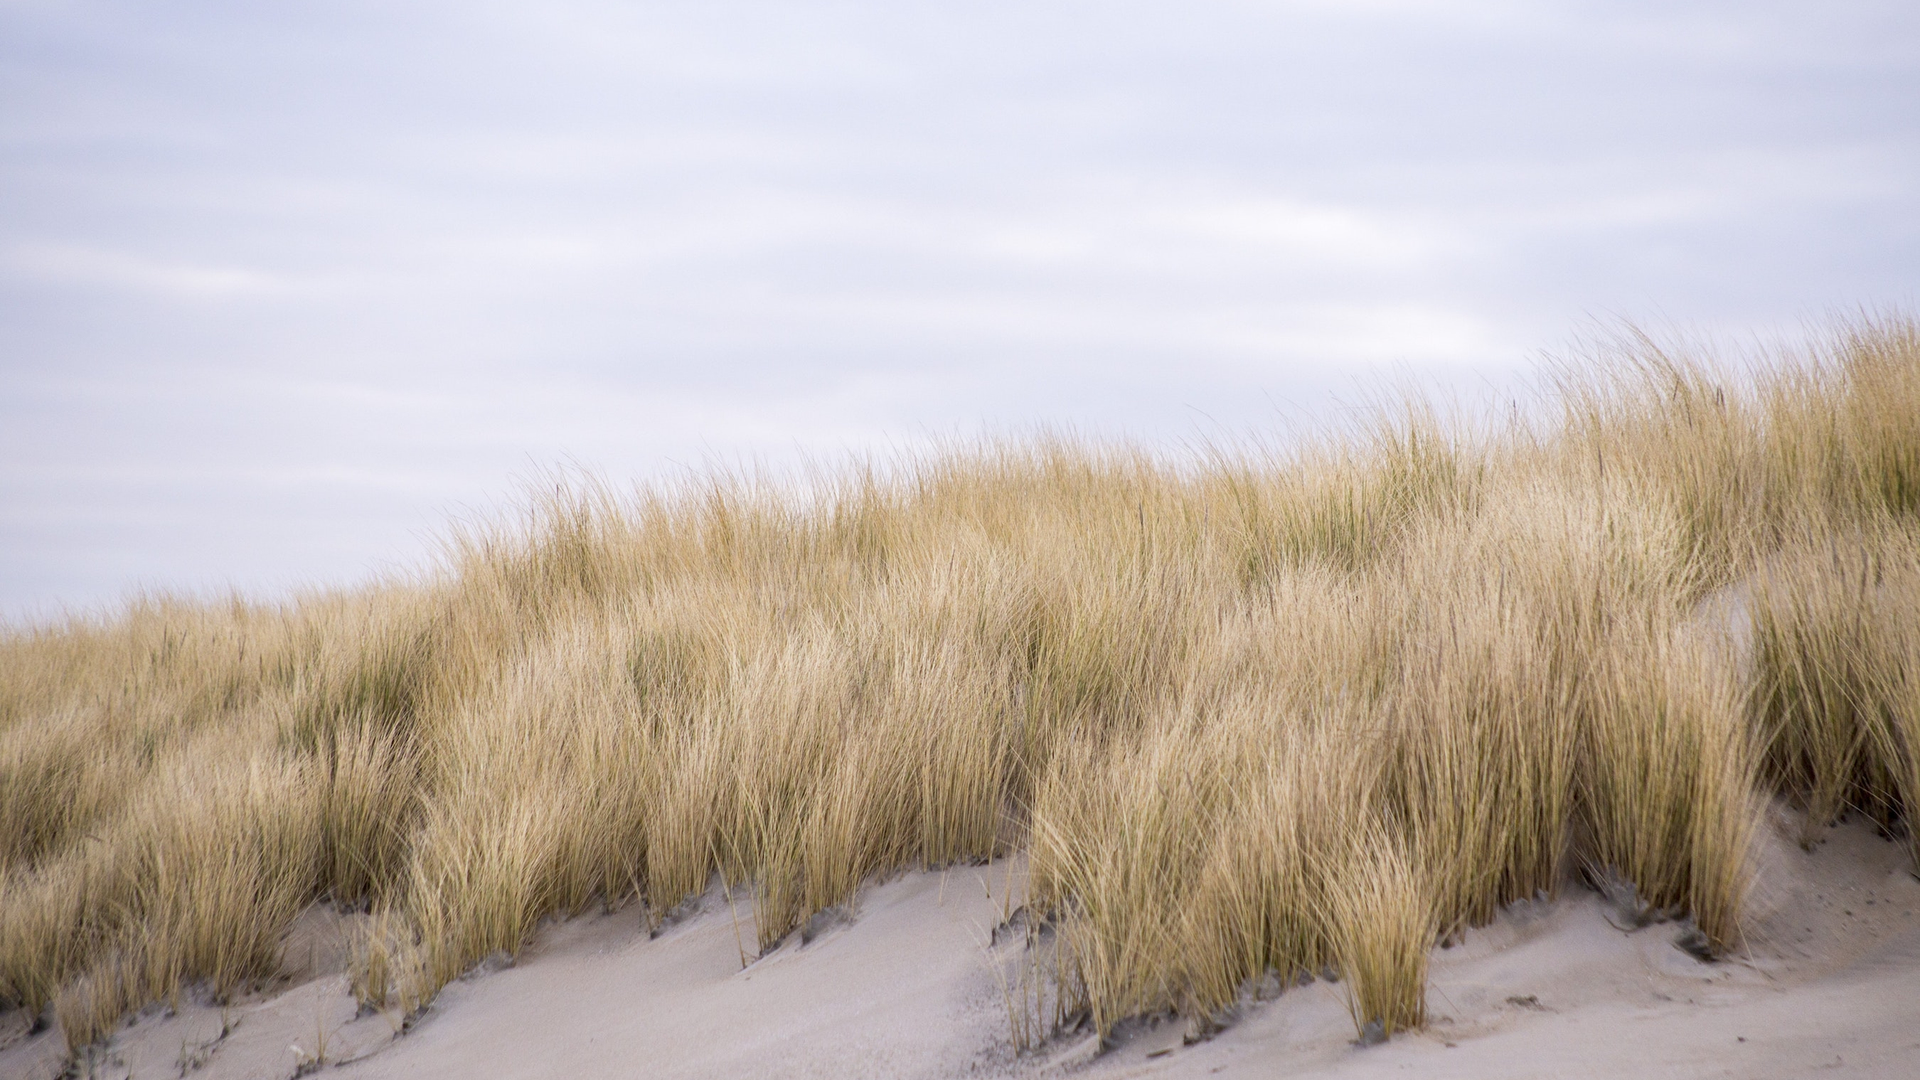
6,808,1917,1080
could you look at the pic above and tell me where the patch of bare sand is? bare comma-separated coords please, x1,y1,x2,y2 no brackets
0,905,395,1080
1096,810,1920,1080
8,811,1920,1080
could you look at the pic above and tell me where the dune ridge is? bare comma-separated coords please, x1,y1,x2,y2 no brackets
4,316,1920,1072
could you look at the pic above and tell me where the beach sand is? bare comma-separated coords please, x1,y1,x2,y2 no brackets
6,808,1918,1080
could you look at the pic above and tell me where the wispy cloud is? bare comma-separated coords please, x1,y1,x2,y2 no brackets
6,244,296,298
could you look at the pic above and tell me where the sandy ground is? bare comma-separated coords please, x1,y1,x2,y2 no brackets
6,808,1920,1080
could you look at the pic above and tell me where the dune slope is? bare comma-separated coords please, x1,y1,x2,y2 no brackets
5,318,1920,1074
5,813,1916,1080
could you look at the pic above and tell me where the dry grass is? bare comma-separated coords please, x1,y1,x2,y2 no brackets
2,316,1918,1057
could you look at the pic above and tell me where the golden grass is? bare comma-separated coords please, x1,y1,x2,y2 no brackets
2,316,1918,1057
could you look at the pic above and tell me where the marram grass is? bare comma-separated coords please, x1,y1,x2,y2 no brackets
3,317,1919,1054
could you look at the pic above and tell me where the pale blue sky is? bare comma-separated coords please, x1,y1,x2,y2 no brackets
3,1,1916,621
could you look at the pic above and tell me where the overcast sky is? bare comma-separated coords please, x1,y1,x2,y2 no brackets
2,1,1915,623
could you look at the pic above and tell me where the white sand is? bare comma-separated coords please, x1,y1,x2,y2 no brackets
6,808,1920,1080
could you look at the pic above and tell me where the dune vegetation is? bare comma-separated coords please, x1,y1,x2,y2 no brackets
3,317,1919,1056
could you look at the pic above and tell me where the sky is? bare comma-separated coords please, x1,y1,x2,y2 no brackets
2,1,1916,623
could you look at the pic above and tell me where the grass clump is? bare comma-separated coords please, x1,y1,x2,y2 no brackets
1,315,1918,1057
